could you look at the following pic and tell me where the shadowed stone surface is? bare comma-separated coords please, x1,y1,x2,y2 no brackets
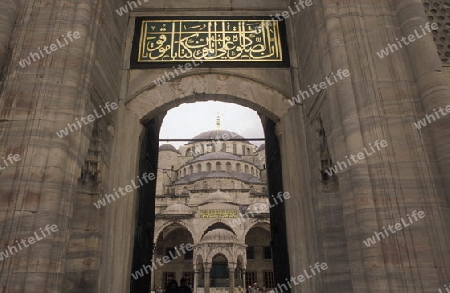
0,0,449,292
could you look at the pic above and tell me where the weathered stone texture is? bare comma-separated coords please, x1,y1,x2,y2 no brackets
0,0,449,292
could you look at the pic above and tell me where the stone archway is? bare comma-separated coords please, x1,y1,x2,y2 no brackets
101,73,293,293
125,74,290,122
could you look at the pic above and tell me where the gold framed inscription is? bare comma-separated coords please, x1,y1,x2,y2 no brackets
199,210,238,218
131,17,289,67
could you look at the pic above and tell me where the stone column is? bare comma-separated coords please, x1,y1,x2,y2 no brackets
395,1,450,195
228,269,235,293
151,255,156,291
204,270,210,293
241,269,246,288
204,262,212,293
194,271,200,293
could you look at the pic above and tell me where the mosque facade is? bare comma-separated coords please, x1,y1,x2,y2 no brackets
153,128,273,293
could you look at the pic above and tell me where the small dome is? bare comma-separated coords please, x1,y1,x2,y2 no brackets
159,144,179,153
201,229,236,243
257,144,266,152
245,202,269,214
162,204,193,215
205,189,232,203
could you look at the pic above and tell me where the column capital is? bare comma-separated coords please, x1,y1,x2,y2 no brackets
204,262,212,271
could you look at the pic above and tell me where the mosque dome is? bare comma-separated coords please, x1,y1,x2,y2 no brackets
159,144,179,153
190,130,246,143
257,143,266,152
162,204,193,215
201,229,236,243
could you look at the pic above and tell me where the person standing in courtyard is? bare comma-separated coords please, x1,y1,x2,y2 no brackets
178,278,192,293
165,280,179,293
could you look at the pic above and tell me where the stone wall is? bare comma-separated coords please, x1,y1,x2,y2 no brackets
0,0,449,292
281,0,450,292
0,0,128,291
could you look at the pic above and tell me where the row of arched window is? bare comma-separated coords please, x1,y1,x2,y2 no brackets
189,180,246,190
178,161,260,178
185,143,252,157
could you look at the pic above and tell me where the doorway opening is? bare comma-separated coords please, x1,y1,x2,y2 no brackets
130,101,290,293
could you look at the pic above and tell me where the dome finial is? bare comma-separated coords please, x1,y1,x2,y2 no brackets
216,112,221,130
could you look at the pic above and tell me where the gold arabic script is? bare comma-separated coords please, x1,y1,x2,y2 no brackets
137,19,283,62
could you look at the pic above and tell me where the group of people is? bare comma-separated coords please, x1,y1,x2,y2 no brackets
247,283,267,293
157,278,192,293
157,280,267,293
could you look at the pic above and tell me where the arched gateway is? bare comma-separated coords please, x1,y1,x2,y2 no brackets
0,1,449,293
103,74,292,292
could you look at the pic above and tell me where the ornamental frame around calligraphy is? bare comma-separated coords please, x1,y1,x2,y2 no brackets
130,16,290,69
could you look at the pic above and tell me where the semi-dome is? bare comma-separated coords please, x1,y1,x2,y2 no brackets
162,204,193,215
257,143,266,152
190,130,246,143
159,144,179,153
201,229,236,243
205,189,232,203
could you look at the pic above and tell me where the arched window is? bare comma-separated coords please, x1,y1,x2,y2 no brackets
216,162,221,171
230,181,235,189
206,163,212,172
216,180,221,189
183,186,188,194
183,168,186,177
233,143,237,154
245,165,249,174
242,145,245,155
211,143,216,152
189,165,193,174
196,164,202,173
203,181,208,189
226,162,232,172
247,147,250,155
236,163,241,173
221,143,226,152
251,167,254,176
186,148,192,156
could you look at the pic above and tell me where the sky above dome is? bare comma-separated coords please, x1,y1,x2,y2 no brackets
159,101,265,148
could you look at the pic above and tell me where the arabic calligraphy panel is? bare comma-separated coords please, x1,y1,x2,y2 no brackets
132,18,288,67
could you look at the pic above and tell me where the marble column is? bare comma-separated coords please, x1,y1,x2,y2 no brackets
395,1,450,196
194,271,200,293
204,270,210,293
229,269,235,293
151,255,156,291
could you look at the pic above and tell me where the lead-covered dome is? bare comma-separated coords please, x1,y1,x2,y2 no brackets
162,204,193,215
190,130,246,143
201,229,236,243
159,144,179,153
257,143,266,152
